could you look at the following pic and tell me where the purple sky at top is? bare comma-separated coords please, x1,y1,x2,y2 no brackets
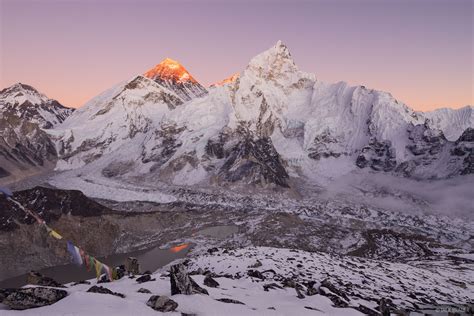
1,0,472,110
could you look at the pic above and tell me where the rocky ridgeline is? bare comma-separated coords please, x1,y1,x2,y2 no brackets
0,186,113,231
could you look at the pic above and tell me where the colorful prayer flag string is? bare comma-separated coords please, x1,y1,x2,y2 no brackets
4,190,115,282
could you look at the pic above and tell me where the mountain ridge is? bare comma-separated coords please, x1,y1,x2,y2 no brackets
49,41,473,189
1,41,472,190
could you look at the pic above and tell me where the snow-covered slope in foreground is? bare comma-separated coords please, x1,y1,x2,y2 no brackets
1,246,471,315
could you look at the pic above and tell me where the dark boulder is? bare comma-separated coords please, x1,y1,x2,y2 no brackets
114,265,126,280
216,298,245,305
203,275,219,288
125,257,140,275
295,284,305,299
247,269,265,280
137,288,152,294
147,295,178,312
0,288,16,303
87,285,125,298
207,247,219,255
137,274,155,284
2,287,67,310
170,263,209,295
263,283,283,291
27,271,65,288
281,277,297,288
71,280,91,286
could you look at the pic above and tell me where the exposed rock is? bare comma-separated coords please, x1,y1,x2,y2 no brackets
170,263,209,295
0,288,16,303
295,284,306,299
71,280,91,286
305,306,322,311
0,186,113,233
356,138,396,172
308,131,345,160
281,277,297,288
125,257,140,275
137,288,152,294
247,269,265,280
379,298,391,316
2,287,67,310
263,283,283,291
217,131,289,188
216,298,245,305
136,274,155,284
114,265,126,280
86,285,125,298
356,304,381,315
305,281,318,296
320,279,349,301
146,295,178,312
207,247,219,255
248,259,263,268
406,124,446,156
27,271,65,288
203,275,219,288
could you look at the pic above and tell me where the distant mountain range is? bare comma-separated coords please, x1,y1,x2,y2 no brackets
1,41,472,188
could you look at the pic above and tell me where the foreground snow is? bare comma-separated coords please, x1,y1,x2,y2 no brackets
1,246,472,315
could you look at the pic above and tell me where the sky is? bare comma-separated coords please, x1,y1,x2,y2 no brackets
0,0,472,111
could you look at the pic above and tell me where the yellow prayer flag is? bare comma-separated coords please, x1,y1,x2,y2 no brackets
94,260,103,279
50,230,63,240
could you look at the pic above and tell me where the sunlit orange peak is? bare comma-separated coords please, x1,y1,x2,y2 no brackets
211,73,239,87
144,58,198,84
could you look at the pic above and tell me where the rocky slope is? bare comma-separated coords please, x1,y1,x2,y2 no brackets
53,41,473,192
0,83,72,129
0,84,73,183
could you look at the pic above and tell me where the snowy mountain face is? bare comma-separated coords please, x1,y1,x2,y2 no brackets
55,41,473,190
0,84,73,183
0,83,73,129
424,106,473,141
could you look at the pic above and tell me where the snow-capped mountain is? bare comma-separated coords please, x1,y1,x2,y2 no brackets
0,83,73,129
54,41,473,188
424,106,473,141
0,83,73,183
144,58,208,101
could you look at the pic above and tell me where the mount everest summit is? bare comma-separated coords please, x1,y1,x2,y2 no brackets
1,41,472,190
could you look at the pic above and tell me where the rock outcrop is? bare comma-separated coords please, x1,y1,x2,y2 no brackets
2,287,67,310
169,263,209,295
146,295,178,312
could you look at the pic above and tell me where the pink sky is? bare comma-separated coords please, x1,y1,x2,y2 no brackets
1,0,472,111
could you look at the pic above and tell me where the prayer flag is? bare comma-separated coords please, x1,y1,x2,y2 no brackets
50,230,63,240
